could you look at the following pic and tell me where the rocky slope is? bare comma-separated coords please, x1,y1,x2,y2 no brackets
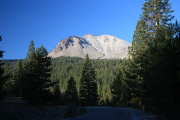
49,34,131,59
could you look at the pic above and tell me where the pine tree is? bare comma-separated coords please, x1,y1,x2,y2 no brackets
64,77,78,105
128,20,149,108
34,45,52,99
23,41,37,102
0,36,6,99
79,54,98,106
141,0,174,39
3,63,14,96
26,40,35,59
111,59,140,106
111,65,127,105
129,0,180,119
142,24,180,119
129,0,175,105
130,0,175,54
13,60,24,96
23,41,52,103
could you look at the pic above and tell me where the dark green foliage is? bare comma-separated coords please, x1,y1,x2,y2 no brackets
111,63,127,106
111,60,131,106
0,36,6,99
51,57,122,104
111,59,140,107
26,40,35,59
6,56,122,104
13,60,24,96
53,84,61,105
23,41,52,103
0,36,4,58
142,25,180,119
51,57,83,93
79,54,98,106
3,63,14,96
0,37,16,97
128,0,180,119
141,0,174,38
64,77,78,105
2,60,25,97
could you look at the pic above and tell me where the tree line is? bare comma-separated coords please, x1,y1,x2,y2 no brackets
0,40,99,106
1,52,122,105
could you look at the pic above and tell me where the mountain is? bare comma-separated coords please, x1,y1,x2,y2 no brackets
49,34,131,59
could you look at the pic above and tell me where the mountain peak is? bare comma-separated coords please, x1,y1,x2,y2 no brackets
49,34,131,59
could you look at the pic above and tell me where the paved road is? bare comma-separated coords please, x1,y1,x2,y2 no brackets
65,107,156,120
0,98,157,120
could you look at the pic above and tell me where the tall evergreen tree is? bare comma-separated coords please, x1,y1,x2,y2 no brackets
64,77,78,105
141,0,174,39
128,0,180,119
23,41,36,101
3,63,14,96
111,64,127,105
26,40,35,59
34,45,52,97
143,24,180,119
129,0,175,104
13,60,24,96
0,36,6,99
111,59,140,107
79,54,98,106
23,41,52,103
130,0,175,53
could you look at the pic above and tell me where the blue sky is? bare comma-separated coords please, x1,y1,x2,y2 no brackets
0,0,180,59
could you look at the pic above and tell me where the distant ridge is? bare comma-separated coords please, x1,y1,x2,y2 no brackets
49,34,131,59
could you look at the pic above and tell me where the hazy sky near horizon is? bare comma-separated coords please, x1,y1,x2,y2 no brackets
0,0,180,59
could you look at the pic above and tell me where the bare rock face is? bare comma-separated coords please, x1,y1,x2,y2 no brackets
48,34,131,59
